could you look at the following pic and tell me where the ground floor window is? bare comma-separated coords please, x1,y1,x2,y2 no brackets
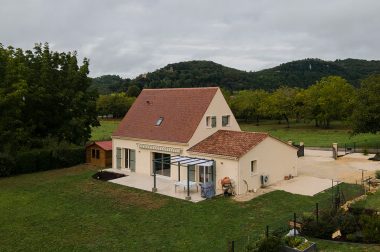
153,152,170,176
199,165,213,183
250,160,258,176
124,148,136,171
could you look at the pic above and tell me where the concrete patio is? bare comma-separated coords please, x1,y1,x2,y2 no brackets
103,168,216,203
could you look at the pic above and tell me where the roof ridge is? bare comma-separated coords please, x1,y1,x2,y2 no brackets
143,87,219,91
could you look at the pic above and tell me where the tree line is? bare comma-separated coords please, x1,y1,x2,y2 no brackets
227,75,380,134
91,59,380,94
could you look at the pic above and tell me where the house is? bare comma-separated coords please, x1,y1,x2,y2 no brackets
112,87,298,198
86,141,112,167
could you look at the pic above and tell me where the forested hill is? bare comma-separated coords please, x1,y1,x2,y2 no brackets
91,58,380,93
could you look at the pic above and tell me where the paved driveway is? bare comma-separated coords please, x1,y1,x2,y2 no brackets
269,175,333,196
298,150,380,183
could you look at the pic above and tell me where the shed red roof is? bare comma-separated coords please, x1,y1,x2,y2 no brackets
188,130,268,158
94,141,112,151
113,87,218,143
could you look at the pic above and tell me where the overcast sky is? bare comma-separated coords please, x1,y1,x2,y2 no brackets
1,0,380,78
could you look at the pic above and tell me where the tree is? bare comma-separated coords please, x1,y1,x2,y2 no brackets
266,87,299,127
230,90,269,124
303,76,355,128
0,43,98,151
351,74,380,133
96,93,136,118
126,85,141,97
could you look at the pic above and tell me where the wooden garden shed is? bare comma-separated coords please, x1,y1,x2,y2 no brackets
86,141,112,168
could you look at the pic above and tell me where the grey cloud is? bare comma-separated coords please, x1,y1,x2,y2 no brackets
1,0,380,77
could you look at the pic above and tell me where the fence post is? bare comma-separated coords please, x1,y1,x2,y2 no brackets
316,203,319,224
266,225,269,238
293,213,297,236
354,142,356,153
230,240,235,252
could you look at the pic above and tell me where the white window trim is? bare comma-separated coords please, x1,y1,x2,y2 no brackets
206,116,211,128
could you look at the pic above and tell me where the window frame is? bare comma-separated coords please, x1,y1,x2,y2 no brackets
250,160,258,176
222,115,230,127
211,116,216,128
206,116,211,128
95,149,100,159
91,149,95,158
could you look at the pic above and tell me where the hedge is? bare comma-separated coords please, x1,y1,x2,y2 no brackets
0,146,85,176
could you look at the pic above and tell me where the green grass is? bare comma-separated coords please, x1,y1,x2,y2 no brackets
0,165,378,251
90,120,120,141
351,189,380,211
240,120,380,148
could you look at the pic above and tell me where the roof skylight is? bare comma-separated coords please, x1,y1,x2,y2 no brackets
155,117,164,126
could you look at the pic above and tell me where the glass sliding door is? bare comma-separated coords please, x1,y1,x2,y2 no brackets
153,152,171,177
199,165,213,184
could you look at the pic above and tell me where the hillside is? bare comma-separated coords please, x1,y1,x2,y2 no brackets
91,58,380,93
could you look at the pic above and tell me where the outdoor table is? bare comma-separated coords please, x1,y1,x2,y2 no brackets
174,180,198,192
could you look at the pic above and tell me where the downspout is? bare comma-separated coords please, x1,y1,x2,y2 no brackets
237,158,240,195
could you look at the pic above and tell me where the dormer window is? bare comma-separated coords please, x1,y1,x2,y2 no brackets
155,117,164,126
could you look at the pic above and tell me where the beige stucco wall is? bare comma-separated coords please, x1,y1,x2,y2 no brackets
112,137,239,191
237,137,298,194
189,88,240,147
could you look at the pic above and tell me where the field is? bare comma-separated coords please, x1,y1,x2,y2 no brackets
91,119,380,148
90,120,120,141
0,165,379,251
240,120,380,148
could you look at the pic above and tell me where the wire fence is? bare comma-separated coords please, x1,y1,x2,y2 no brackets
341,141,380,154
227,183,365,252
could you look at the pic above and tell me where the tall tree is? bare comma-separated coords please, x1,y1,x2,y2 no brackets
351,75,380,133
266,87,299,128
230,89,269,124
304,76,355,128
0,43,98,151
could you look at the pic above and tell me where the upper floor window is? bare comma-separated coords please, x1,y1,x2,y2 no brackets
211,116,216,128
222,115,230,127
206,116,217,128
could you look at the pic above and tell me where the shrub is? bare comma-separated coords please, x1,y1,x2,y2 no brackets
253,235,283,252
346,232,363,242
363,148,368,156
11,146,85,176
284,236,304,248
338,212,358,235
0,153,15,177
375,170,380,179
360,215,380,243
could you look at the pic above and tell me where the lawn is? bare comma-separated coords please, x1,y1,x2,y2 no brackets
240,120,380,148
351,188,380,211
90,120,120,141
0,165,378,251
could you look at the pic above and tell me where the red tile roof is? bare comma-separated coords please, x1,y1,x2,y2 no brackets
113,87,219,143
95,141,112,151
188,130,268,158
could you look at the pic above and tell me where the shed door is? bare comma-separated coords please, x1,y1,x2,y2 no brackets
129,149,136,172
116,147,122,169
